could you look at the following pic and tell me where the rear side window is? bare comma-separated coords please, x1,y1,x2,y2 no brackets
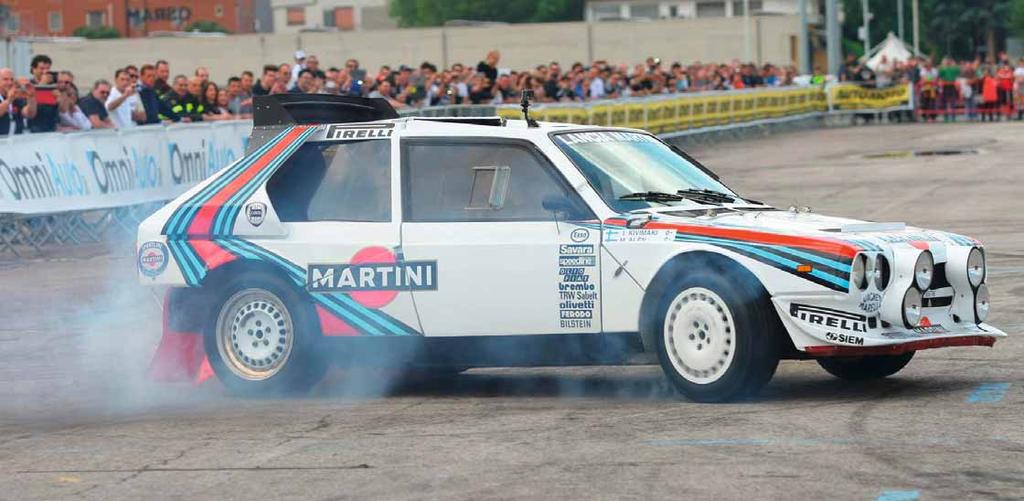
267,139,391,222
402,140,592,222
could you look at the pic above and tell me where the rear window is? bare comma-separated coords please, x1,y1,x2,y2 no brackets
266,140,391,222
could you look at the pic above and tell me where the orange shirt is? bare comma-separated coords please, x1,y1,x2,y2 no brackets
983,76,999,102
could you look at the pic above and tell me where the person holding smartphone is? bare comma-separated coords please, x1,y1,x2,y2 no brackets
106,68,143,128
0,68,37,135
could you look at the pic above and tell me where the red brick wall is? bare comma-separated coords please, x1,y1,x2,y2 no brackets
4,0,255,37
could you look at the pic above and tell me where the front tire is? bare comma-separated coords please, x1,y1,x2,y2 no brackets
203,273,328,396
816,352,914,380
653,269,780,403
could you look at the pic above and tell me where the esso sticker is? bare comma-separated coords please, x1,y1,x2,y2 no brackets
138,241,169,278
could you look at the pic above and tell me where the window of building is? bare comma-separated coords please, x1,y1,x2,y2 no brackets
267,140,392,223
732,1,763,15
696,1,726,17
6,13,20,33
591,3,623,21
335,7,355,30
402,140,592,222
629,4,660,19
323,9,336,27
48,12,63,32
86,11,106,27
286,7,306,26
214,4,224,17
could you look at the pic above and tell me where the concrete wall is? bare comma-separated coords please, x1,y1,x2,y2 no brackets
30,15,801,87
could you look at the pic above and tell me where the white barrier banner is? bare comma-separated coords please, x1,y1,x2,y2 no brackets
0,120,252,214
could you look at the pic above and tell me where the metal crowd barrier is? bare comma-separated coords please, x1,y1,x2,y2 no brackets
0,85,914,259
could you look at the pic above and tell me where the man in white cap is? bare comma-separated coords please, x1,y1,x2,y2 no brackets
289,50,307,89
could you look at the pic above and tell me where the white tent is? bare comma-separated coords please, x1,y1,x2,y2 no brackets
863,32,918,71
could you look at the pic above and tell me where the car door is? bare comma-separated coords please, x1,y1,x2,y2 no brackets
259,133,423,336
399,138,601,336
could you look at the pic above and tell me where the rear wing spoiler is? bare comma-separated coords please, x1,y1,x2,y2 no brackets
248,94,399,153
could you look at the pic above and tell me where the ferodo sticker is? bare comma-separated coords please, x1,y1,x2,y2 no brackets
138,241,168,278
604,228,676,243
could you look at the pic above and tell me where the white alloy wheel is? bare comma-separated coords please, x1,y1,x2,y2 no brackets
216,288,295,381
663,287,737,385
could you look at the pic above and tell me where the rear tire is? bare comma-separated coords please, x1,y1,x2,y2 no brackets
203,272,328,396
653,268,780,403
816,352,914,381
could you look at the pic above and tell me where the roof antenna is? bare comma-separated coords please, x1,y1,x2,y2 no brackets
520,90,539,128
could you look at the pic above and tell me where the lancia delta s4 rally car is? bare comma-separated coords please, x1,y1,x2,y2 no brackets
137,94,1005,402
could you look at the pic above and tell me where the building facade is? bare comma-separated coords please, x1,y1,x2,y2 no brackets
0,0,265,38
585,0,817,21
270,0,394,33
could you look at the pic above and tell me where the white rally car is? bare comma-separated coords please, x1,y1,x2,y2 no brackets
137,94,1005,402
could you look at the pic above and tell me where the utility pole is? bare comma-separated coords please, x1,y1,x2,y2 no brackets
743,0,752,62
799,0,810,74
861,0,871,56
897,0,904,41
912,0,920,55
826,0,840,76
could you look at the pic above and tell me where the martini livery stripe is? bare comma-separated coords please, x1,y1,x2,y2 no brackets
162,126,315,238
163,127,293,237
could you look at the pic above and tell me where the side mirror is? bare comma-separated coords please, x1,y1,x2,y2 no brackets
542,194,574,217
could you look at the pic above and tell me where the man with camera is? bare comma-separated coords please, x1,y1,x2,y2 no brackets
0,68,38,136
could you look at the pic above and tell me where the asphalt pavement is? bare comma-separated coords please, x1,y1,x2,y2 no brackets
1,121,1022,500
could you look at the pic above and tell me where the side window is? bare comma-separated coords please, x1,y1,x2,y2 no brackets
403,141,592,222
267,139,391,222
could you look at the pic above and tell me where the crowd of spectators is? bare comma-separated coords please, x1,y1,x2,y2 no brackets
8,47,1024,134
0,50,799,134
838,52,1024,122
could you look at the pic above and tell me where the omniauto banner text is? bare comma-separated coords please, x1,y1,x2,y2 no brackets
0,121,252,215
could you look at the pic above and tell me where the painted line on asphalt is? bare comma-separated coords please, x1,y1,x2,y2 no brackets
966,382,1011,403
876,490,919,501
644,437,955,447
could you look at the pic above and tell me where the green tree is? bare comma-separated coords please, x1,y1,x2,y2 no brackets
72,26,121,39
389,0,583,27
185,20,231,33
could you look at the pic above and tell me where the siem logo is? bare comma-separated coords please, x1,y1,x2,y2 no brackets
570,228,590,243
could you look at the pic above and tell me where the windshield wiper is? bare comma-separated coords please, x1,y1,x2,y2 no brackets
618,191,684,204
676,188,736,205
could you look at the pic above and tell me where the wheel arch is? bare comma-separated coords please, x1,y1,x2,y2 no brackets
170,258,303,333
637,250,793,354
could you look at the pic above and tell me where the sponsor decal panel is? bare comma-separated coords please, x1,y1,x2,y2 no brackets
570,228,590,243
859,292,882,313
790,303,876,332
138,241,169,277
558,243,597,330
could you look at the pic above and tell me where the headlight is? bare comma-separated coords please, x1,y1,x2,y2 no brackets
967,247,986,287
873,254,891,290
914,251,933,290
902,287,923,327
851,254,868,290
975,283,990,322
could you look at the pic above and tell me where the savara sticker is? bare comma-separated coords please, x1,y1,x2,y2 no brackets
790,303,875,333
308,261,437,292
570,228,590,243
604,228,677,243
323,123,394,140
825,332,865,346
246,201,267,227
138,241,168,278
859,292,883,313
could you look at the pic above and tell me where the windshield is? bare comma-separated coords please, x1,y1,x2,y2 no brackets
553,131,739,212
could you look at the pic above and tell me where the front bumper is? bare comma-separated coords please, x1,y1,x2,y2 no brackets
804,324,1005,356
